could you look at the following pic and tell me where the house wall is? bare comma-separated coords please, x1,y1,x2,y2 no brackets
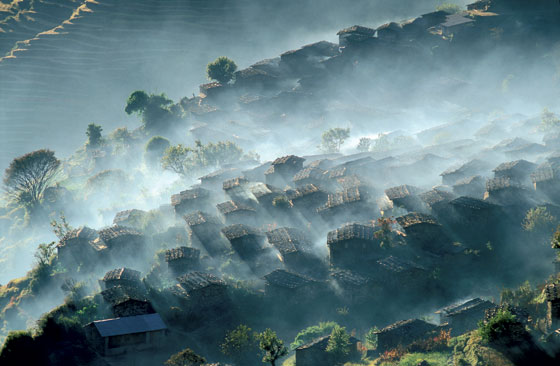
168,258,200,276
296,347,329,366
547,299,560,331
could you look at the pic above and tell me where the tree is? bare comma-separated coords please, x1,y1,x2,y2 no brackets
3,149,61,208
161,144,192,177
365,326,379,349
478,309,527,348
326,326,351,365
207,56,238,84
50,213,73,240
356,137,372,152
145,136,171,166
125,90,175,131
291,321,339,350
221,324,258,365
0,330,40,365
539,108,560,132
320,128,350,153
164,348,206,366
198,140,244,167
436,3,462,14
85,123,103,149
34,241,57,272
257,329,288,366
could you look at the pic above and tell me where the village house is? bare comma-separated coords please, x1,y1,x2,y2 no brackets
329,268,375,304
250,183,284,209
375,319,437,353
242,161,272,182
263,269,324,302
279,41,339,77
100,285,154,318
376,22,403,42
445,196,503,249
165,246,201,276
216,200,258,226
440,13,475,38
545,283,560,332
221,224,266,262
532,161,560,204
374,256,428,290
100,268,143,290
484,177,535,209
92,225,147,260
222,177,250,202
113,209,148,229
233,67,279,90
265,155,306,188
396,213,453,255
493,159,537,186
287,184,328,220
440,159,492,186
385,185,426,213
176,271,229,310
292,166,327,188
484,304,531,327
199,168,241,190
327,223,382,270
337,25,376,47
452,175,486,199
199,82,228,100
171,187,214,216
184,211,228,257
295,334,361,366
265,227,323,274
317,186,376,226
56,226,99,268
436,298,494,336
84,313,167,356
419,189,456,218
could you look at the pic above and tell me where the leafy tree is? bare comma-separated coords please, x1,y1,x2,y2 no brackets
207,56,238,84
145,136,171,166
85,123,103,149
365,326,379,349
125,90,176,131
291,321,339,350
162,144,192,177
436,3,462,14
320,128,350,153
3,149,61,208
522,207,558,241
356,137,372,152
539,108,560,132
221,324,258,365
198,140,244,167
0,330,39,364
164,348,206,366
257,329,288,366
34,241,57,274
478,309,525,345
326,326,351,365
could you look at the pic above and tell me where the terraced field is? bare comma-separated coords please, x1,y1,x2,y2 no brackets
0,0,456,171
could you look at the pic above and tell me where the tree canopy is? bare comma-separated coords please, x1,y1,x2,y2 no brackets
125,90,177,132
325,326,351,365
85,123,103,149
257,329,288,366
320,128,350,153
221,324,259,365
207,56,238,84
3,149,60,208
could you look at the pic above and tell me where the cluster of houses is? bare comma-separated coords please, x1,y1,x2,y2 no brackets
47,0,560,363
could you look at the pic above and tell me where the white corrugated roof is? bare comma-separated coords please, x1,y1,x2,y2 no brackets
93,313,166,337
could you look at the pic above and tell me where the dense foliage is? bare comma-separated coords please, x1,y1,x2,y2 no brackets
206,56,238,84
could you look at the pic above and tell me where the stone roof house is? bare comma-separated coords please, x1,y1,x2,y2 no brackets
327,223,382,270
265,155,306,188
295,334,361,366
375,319,437,352
164,247,201,276
436,297,494,336
100,285,153,318
184,211,228,257
100,268,143,290
171,187,213,216
337,25,376,47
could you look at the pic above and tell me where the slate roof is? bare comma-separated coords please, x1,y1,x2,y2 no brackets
437,298,493,317
165,247,200,262
217,201,256,215
441,159,489,177
250,183,282,199
321,186,367,209
441,14,475,28
327,223,377,245
375,318,436,335
293,166,325,182
330,269,371,287
98,226,143,242
419,189,455,207
223,177,249,191
266,227,312,255
396,213,439,228
100,285,148,306
493,160,537,174
183,211,221,227
92,313,166,337
286,184,326,201
486,177,523,191
337,25,376,36
272,155,305,166
102,268,142,283
449,196,498,211
385,185,420,200
113,209,146,225
532,162,559,183
59,226,98,246
453,175,484,187
177,272,225,293
171,188,210,206
199,168,240,182
263,269,314,289
377,256,427,273
221,224,262,240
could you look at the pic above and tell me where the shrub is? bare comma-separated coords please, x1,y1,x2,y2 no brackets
85,123,103,149
165,348,206,366
478,309,525,346
436,3,462,14
291,321,339,350
207,56,237,84
325,326,351,365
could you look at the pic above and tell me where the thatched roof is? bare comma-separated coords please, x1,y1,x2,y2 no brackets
385,185,420,200
98,226,143,242
217,201,256,215
59,226,98,246
266,227,312,255
337,25,376,36
171,187,210,206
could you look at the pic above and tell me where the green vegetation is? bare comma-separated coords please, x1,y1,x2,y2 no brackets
145,135,171,166
291,321,340,350
365,326,379,349
3,149,60,209
165,348,206,366
398,352,449,366
326,325,351,365
538,108,560,132
436,3,462,14
478,309,525,346
522,207,558,234
257,329,288,366
85,123,103,149
357,137,372,152
125,90,179,132
320,127,350,153
221,324,259,365
207,56,238,84
162,140,245,178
